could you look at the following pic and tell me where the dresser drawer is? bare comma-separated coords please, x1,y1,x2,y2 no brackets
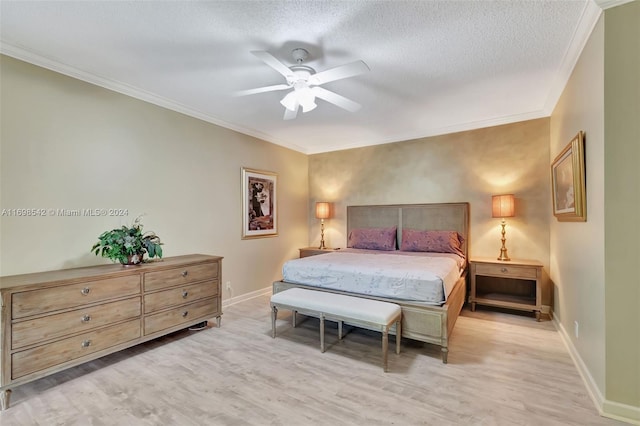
144,298,218,335
12,297,141,350
12,275,141,319
144,281,218,313
144,262,218,292
11,319,141,379
475,263,538,279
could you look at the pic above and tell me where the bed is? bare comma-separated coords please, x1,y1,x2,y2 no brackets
273,202,469,363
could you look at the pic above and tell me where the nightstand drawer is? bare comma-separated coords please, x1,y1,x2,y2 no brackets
475,263,538,279
299,247,337,258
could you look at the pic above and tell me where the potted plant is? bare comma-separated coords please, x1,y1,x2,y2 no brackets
91,216,163,265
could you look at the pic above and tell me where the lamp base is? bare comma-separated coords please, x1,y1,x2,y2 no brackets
497,219,511,261
497,249,511,262
318,220,325,250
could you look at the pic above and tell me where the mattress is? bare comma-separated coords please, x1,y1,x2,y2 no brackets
281,249,464,305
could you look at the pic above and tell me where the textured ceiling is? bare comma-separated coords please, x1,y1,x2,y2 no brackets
1,1,605,154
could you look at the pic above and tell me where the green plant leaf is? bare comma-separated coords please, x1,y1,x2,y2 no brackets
90,217,162,263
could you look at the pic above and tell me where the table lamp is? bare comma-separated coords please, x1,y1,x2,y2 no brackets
315,202,331,249
492,194,515,261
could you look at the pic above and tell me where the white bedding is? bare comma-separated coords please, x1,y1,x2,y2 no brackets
281,249,464,305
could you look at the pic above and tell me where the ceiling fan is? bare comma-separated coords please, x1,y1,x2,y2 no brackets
236,48,370,120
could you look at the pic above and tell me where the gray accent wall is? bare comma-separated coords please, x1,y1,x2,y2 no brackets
309,118,552,307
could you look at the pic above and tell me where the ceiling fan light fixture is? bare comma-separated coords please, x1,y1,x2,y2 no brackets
281,88,316,113
301,101,317,113
280,92,298,111
298,88,317,113
241,49,369,120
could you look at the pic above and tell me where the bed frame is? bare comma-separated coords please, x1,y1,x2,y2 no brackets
273,202,469,363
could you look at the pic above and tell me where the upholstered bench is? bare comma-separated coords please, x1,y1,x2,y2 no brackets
270,288,402,372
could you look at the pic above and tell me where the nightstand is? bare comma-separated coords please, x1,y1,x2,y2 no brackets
469,257,543,321
299,247,338,258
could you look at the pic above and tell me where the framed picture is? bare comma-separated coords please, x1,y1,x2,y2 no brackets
551,131,586,222
241,167,278,239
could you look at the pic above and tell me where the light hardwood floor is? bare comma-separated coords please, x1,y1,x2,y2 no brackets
0,294,622,425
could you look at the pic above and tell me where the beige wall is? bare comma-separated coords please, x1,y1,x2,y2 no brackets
604,1,640,414
0,56,309,300
550,14,606,398
309,118,552,306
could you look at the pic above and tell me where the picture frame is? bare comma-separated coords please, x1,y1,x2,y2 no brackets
551,131,586,222
241,167,278,239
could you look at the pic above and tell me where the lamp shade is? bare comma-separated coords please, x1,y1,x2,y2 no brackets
315,202,331,219
492,194,515,218
281,88,317,113
280,92,298,111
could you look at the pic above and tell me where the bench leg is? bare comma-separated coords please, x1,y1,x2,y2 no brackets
338,320,343,340
382,326,389,372
1,389,11,411
271,305,278,338
292,310,297,328
320,313,326,353
396,318,401,355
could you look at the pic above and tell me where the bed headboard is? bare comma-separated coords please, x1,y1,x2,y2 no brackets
346,203,470,259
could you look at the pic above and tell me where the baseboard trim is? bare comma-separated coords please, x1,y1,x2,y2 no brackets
602,400,640,425
551,312,605,413
552,311,640,425
222,286,271,308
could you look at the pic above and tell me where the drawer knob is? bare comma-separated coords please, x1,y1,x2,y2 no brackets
181,270,188,277
81,314,92,323
182,310,189,317
81,287,91,295
182,290,189,299
501,268,508,273
81,339,92,348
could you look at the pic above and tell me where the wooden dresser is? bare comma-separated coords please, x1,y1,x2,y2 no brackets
0,254,222,410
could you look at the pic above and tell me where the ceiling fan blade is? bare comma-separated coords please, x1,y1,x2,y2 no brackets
311,87,362,112
308,60,370,86
283,104,298,120
251,51,294,79
234,84,291,97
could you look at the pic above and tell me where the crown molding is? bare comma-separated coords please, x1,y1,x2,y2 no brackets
542,0,602,115
594,0,636,10
0,42,310,154
1,41,555,156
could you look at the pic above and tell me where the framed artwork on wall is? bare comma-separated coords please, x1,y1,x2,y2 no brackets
241,167,278,239
551,131,586,222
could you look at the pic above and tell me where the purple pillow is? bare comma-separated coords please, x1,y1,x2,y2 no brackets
348,227,397,251
400,229,465,257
